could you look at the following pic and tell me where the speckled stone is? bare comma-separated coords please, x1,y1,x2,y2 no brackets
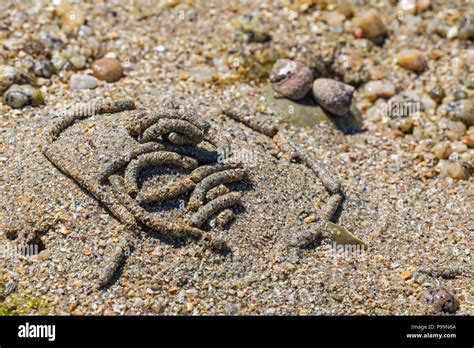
270,59,313,100
92,58,123,82
3,84,44,109
312,78,354,116
420,287,460,313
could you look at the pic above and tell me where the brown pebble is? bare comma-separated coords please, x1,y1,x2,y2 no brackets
304,214,318,223
429,85,445,104
397,49,428,72
461,135,474,148
269,59,313,100
431,142,451,160
92,58,123,82
401,271,412,281
312,78,354,116
441,162,469,180
355,8,386,43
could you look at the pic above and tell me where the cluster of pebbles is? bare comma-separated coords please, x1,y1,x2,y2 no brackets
0,0,472,316
0,0,125,109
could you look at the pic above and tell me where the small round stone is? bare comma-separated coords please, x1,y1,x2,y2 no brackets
92,57,123,82
70,74,98,90
3,84,44,109
420,287,460,313
398,0,417,15
397,49,428,72
33,59,55,78
363,80,396,101
447,99,473,126
429,85,445,104
389,116,414,134
440,161,470,180
0,65,34,94
461,135,474,148
269,59,313,100
70,55,87,70
446,121,467,141
312,78,354,116
354,8,386,43
451,141,468,154
416,0,431,12
453,89,468,101
465,74,474,89
431,142,451,160
459,14,474,40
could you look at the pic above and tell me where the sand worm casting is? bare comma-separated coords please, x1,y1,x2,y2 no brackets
41,98,248,287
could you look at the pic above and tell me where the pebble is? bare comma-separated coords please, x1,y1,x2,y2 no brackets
36,249,52,261
363,80,396,101
465,75,474,90
70,74,98,90
269,59,313,100
312,78,354,116
420,287,460,313
459,15,474,40
3,84,44,109
447,100,473,126
133,298,144,307
431,142,451,160
397,49,428,72
36,77,51,87
0,65,34,94
92,58,123,82
79,25,93,37
69,55,87,70
420,97,436,114
389,117,414,134
416,0,431,12
33,59,55,78
401,271,412,281
441,161,470,180
354,8,386,43
152,300,166,314
446,26,458,40
429,85,445,104
398,0,417,15
461,135,474,148
51,52,67,71
56,1,85,31
453,89,468,101
155,45,166,53
451,141,468,154
460,150,474,163
446,121,467,141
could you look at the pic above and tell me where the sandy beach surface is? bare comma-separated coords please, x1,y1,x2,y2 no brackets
0,0,472,315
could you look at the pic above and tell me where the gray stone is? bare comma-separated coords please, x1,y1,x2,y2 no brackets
70,74,98,90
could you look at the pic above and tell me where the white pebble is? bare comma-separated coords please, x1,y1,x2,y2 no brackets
70,74,98,90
